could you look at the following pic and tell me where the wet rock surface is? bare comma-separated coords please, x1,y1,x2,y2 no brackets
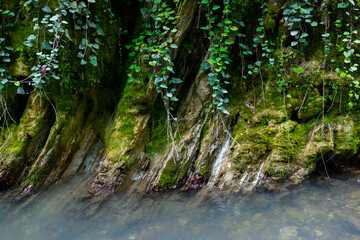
1,0,360,210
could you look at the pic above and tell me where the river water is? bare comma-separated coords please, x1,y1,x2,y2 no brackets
0,173,359,240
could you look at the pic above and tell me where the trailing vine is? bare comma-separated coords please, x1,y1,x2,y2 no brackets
0,0,360,127
273,0,317,98
334,1,360,109
0,0,16,126
199,0,240,115
127,0,183,107
21,0,105,91
0,0,15,92
283,0,315,48
125,0,185,159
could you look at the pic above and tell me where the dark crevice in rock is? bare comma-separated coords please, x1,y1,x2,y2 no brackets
290,108,302,123
4,79,34,125
81,97,96,128
111,0,142,42
231,112,240,129
313,149,360,177
171,5,208,116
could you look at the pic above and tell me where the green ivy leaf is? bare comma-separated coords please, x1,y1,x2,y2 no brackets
170,96,179,101
42,41,52,50
23,40,33,47
96,27,104,36
220,107,230,115
52,74,60,80
212,5,221,10
253,37,261,44
292,67,304,74
224,39,234,45
167,66,174,73
290,30,299,36
201,25,211,30
221,89,228,94
172,78,182,84
154,77,162,85
77,52,84,58
27,34,37,41
90,55,98,66
24,0,32,6
87,20,97,28
17,87,25,94
344,49,354,58
337,3,349,8
224,19,232,25
41,5,52,13
300,33,309,38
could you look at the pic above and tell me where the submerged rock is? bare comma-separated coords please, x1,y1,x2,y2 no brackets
279,226,298,240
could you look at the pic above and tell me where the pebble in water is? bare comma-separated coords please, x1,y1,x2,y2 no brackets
279,226,298,240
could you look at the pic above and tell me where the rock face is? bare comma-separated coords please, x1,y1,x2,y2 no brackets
0,93,54,189
0,0,359,203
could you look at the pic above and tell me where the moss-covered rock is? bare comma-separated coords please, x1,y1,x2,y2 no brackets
1,0,360,200
0,92,53,189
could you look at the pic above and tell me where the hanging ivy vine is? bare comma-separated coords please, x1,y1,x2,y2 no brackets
0,0,15,92
126,0,183,112
21,0,105,90
199,0,241,115
0,0,359,117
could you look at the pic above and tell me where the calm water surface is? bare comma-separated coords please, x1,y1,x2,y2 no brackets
0,173,359,240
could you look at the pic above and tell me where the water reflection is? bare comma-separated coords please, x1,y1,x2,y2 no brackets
0,173,359,240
